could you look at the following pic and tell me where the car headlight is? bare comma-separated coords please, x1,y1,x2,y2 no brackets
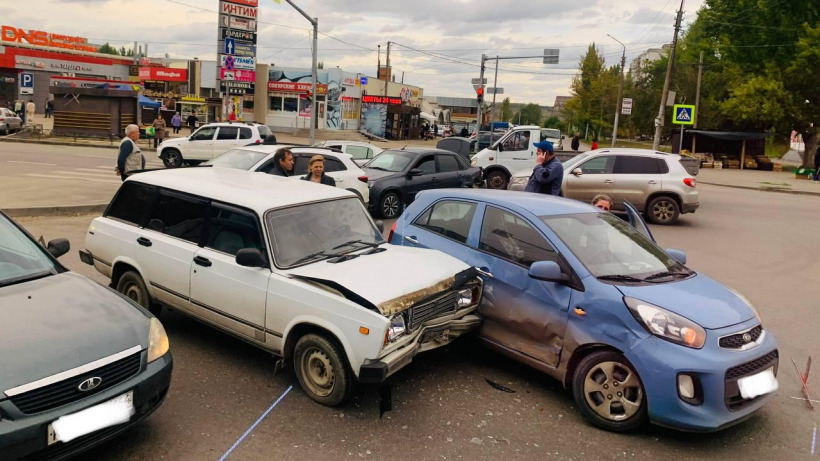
510,176,528,186
147,317,170,363
625,297,705,349
470,158,477,166
388,314,406,342
729,288,762,322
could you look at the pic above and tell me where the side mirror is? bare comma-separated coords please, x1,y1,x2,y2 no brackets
528,261,566,283
498,143,504,152
572,168,583,176
665,249,687,265
374,220,384,233
408,168,423,177
236,248,267,268
47,238,70,258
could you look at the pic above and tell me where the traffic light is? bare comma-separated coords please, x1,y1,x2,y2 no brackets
306,89,313,103
476,86,484,104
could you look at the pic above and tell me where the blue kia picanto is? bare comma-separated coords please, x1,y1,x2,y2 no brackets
389,189,778,432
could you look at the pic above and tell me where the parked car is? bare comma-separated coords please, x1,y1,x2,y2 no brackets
363,148,482,219
82,168,483,406
508,148,699,225
314,141,384,167
0,108,23,135
0,211,172,459
207,145,370,204
157,122,274,168
541,127,565,150
390,189,778,432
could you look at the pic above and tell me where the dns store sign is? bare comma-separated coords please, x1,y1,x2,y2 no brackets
1,25,98,52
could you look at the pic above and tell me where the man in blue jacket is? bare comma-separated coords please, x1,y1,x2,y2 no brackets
524,140,563,196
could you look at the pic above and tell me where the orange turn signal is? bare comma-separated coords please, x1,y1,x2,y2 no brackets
359,326,370,335
574,308,587,316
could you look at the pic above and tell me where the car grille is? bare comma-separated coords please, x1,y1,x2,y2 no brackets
407,291,458,330
724,350,778,411
9,352,142,414
719,325,763,349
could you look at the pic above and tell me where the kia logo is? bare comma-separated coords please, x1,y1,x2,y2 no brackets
78,377,102,392
742,333,752,343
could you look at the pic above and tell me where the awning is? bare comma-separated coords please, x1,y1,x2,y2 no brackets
138,95,161,109
687,130,773,141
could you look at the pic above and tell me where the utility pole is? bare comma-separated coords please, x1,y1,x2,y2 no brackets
608,34,626,147
476,54,486,132
283,0,318,144
377,44,380,79
489,56,499,129
384,41,391,96
652,1,684,150
694,50,704,128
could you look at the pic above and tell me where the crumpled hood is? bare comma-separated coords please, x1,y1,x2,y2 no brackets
0,272,148,394
616,274,755,329
287,245,473,316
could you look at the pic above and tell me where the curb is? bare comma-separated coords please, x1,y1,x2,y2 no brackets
0,137,158,152
3,204,107,218
699,181,820,197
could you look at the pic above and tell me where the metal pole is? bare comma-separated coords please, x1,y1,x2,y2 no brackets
310,19,318,144
607,34,626,147
384,41,391,96
490,56,499,130
652,2,684,150
694,50,703,129
679,126,685,153
476,54,486,133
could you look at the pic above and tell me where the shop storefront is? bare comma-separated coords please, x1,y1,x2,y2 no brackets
49,76,137,137
360,95,420,140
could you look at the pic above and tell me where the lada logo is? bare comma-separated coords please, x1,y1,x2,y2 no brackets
742,333,752,343
78,377,102,392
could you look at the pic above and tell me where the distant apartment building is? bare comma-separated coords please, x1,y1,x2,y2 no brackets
629,44,672,80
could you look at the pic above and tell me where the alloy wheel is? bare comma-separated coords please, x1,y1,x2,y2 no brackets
382,194,399,218
582,361,643,421
651,200,675,223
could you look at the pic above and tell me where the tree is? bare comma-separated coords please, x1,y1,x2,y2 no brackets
500,97,512,122
543,116,561,128
317,61,324,69
97,42,120,56
516,103,542,126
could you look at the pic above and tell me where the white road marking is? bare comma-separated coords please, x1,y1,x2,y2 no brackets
23,174,121,185
6,160,58,166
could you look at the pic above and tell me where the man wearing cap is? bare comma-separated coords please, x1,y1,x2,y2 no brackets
524,140,563,196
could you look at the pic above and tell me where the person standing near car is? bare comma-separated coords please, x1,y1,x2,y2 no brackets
25,99,35,125
270,147,294,177
187,111,198,133
571,131,581,151
116,124,144,182
524,140,563,196
171,111,182,134
592,194,613,211
301,155,336,186
152,113,166,148
45,99,54,118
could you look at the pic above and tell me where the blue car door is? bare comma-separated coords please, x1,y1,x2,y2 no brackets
401,199,480,264
470,205,572,368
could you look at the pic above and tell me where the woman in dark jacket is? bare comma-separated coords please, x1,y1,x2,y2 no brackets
301,154,336,187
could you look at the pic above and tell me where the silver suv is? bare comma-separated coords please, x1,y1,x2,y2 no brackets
508,148,699,224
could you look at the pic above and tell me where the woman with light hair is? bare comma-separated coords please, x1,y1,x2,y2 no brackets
300,155,336,187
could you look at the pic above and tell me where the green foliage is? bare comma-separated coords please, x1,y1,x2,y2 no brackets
516,103,542,126
97,42,120,56
500,97,512,122
543,116,561,128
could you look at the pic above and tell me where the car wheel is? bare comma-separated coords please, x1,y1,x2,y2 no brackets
186,160,203,166
646,196,680,225
1,124,8,135
572,351,647,432
379,192,401,219
116,271,161,316
162,149,183,168
293,333,353,406
485,170,509,190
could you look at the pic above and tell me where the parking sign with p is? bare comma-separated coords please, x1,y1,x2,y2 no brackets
20,73,33,95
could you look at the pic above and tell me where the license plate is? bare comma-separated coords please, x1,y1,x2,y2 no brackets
421,328,450,344
737,367,778,400
48,391,134,445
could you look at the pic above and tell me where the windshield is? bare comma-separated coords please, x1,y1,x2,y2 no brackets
542,212,691,280
561,152,592,170
207,149,269,170
0,214,58,287
542,129,560,139
364,150,413,172
266,198,385,268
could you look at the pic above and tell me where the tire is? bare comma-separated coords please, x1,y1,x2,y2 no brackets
379,192,401,219
646,195,680,225
572,351,647,432
162,148,183,168
1,124,8,135
485,170,509,190
116,270,161,316
293,333,353,406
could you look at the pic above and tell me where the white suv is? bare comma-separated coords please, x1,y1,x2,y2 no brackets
157,122,274,168
313,141,384,166
207,145,370,204
83,168,482,406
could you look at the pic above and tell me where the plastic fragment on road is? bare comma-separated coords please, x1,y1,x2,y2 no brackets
486,379,516,393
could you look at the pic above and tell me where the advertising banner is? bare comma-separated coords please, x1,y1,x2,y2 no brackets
220,54,255,70
139,67,188,82
220,68,255,82
219,15,257,32
220,28,257,43
220,1,258,19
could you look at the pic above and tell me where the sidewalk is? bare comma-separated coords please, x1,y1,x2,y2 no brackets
696,167,820,196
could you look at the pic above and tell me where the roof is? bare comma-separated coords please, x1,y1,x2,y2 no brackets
686,130,773,141
200,121,266,128
584,147,679,158
318,140,382,148
127,168,352,214
232,144,355,161
418,188,598,216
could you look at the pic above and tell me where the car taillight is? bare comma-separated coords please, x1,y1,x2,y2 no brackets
387,221,397,243
255,139,261,143
358,175,368,183
683,178,696,187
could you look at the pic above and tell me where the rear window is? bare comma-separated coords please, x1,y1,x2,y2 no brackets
239,127,253,139
208,149,268,170
257,125,272,138
613,156,661,174
324,157,345,172
106,182,158,226
217,127,239,140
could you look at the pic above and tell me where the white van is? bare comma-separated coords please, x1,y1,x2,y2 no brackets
471,125,565,189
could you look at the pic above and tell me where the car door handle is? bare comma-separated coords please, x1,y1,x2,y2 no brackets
431,177,440,182
137,237,152,247
404,235,419,244
604,179,614,184
476,267,494,278
193,256,212,267
648,180,657,184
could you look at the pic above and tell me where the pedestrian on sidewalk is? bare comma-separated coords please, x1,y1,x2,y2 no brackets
152,114,166,148
25,100,35,125
13,100,22,118
171,111,182,134
45,99,54,118
571,131,581,152
524,140,563,196
187,111,198,133
591,138,599,150
116,124,144,182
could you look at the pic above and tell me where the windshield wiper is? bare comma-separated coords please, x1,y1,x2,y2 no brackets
0,270,54,288
331,239,382,250
368,166,389,171
597,274,647,283
643,270,690,281
291,250,341,265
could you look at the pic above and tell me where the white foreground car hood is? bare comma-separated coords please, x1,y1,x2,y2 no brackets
286,245,474,316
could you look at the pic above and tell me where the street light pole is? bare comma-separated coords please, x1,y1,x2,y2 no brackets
607,34,626,147
284,0,318,144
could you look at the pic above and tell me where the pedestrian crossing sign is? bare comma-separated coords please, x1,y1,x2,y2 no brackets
673,104,695,125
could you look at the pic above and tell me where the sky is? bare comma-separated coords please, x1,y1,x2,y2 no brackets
3,0,706,106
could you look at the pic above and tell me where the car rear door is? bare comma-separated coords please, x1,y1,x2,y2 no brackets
436,154,464,188
564,155,615,204
212,126,240,159
611,155,663,211
189,203,270,341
